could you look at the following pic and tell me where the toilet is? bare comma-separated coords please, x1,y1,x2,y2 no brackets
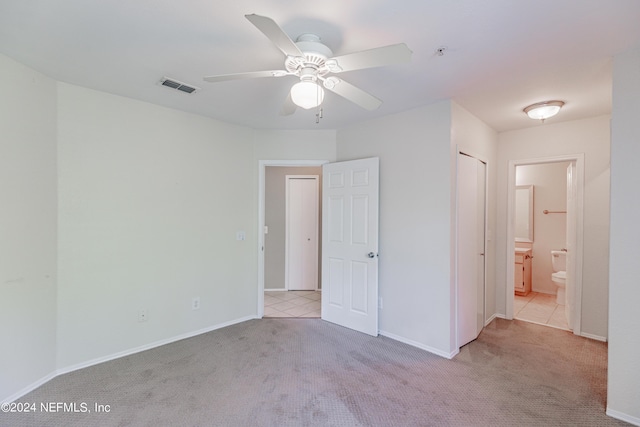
551,250,567,305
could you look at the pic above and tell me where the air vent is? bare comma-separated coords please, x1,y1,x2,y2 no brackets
159,77,199,94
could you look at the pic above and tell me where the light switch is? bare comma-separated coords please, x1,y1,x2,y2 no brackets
264,225,269,234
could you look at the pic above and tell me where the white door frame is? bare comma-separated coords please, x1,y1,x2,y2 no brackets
285,175,319,291
257,160,329,317
505,154,585,335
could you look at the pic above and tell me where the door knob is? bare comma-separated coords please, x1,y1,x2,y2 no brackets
367,252,376,258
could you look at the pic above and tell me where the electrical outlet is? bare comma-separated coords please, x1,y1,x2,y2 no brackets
236,231,246,241
138,309,147,322
192,297,200,310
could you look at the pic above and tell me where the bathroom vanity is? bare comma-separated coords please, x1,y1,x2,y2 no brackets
514,248,532,296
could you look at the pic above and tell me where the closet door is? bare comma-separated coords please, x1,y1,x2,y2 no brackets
286,176,319,291
457,152,486,348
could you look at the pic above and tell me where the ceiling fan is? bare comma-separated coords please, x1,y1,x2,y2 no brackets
203,14,412,114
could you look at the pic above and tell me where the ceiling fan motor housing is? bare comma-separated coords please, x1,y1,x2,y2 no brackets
285,34,333,75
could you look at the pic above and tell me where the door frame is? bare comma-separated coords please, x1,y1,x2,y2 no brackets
505,154,584,335
285,175,320,291
455,149,488,349
257,160,329,317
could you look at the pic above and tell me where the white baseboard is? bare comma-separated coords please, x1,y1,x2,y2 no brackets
580,331,607,342
485,313,501,325
1,315,256,404
264,288,287,291
379,330,458,359
607,407,640,426
1,371,57,405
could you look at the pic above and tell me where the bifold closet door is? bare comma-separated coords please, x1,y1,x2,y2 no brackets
286,176,319,291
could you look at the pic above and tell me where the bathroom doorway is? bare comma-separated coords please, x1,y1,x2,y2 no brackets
506,154,584,335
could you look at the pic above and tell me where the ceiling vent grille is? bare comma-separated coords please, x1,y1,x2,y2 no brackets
159,77,199,94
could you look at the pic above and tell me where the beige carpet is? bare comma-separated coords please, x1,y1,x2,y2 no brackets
0,318,626,426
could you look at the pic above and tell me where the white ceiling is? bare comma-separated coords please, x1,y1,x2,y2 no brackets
1,0,639,132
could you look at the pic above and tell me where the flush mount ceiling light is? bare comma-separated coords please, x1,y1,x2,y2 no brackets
290,80,325,109
523,100,565,122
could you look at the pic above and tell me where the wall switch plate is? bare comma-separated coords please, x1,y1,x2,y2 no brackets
192,297,200,310
138,309,147,322
378,297,383,309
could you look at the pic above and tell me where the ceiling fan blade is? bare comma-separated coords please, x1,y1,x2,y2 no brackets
280,92,297,116
324,78,382,110
245,14,304,58
328,43,412,73
203,70,288,83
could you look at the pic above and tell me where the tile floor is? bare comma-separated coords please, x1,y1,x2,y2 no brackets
514,291,570,330
264,290,321,318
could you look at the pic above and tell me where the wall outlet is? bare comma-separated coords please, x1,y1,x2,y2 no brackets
236,231,246,241
192,297,200,310
138,309,147,322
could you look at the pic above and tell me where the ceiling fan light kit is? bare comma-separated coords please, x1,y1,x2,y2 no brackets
291,80,324,109
203,14,412,115
523,100,565,122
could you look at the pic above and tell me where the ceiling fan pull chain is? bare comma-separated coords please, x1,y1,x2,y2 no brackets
315,84,323,124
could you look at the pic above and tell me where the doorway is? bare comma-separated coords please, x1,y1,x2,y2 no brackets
258,160,328,318
258,158,380,335
506,155,584,335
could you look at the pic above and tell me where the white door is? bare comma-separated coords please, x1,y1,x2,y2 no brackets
565,163,576,329
286,176,319,291
456,153,486,348
321,157,379,336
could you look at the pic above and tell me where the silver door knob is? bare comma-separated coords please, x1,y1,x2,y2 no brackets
367,252,376,258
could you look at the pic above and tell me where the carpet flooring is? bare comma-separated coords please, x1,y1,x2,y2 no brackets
0,318,626,426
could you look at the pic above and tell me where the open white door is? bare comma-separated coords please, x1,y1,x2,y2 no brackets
321,157,379,336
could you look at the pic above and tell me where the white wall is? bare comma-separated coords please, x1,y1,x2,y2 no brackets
336,101,497,356
254,129,336,161
0,54,58,402
0,54,339,400
336,102,454,355
496,115,610,339
607,45,640,425
516,163,570,294
56,83,257,369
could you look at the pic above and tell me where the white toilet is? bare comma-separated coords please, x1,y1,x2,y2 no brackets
551,250,567,305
